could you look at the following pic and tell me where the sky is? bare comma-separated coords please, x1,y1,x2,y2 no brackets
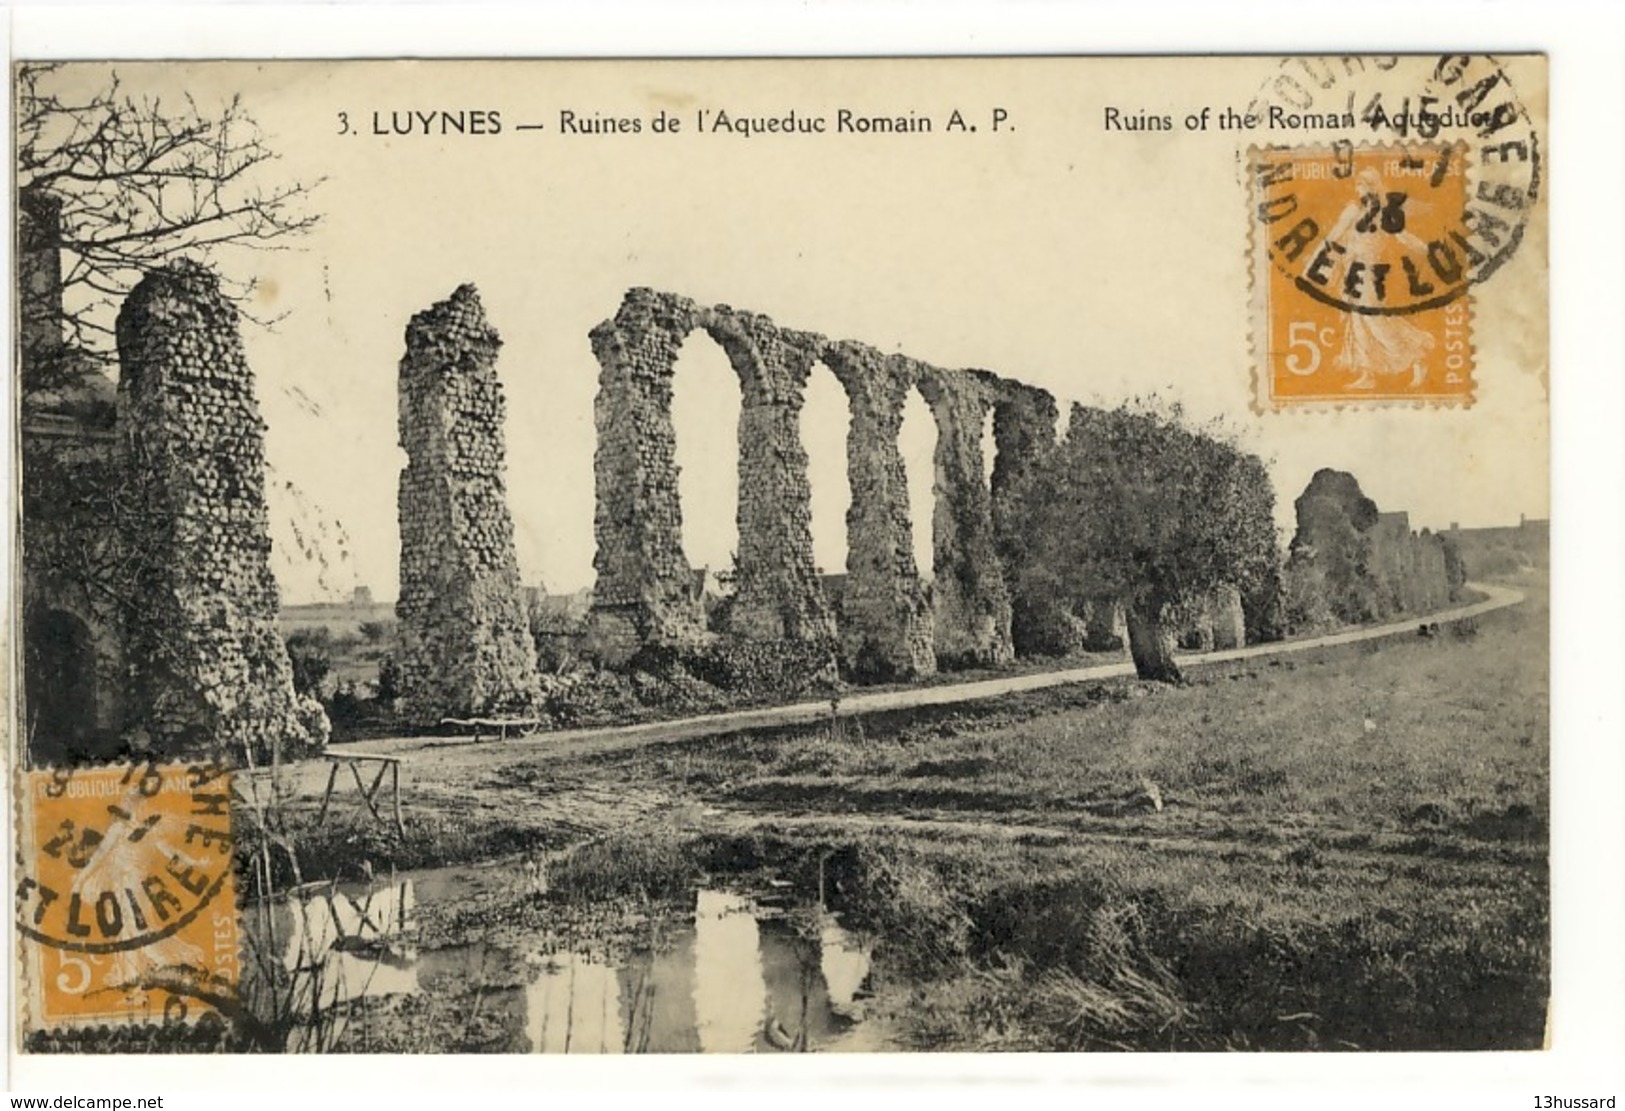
39,57,1549,604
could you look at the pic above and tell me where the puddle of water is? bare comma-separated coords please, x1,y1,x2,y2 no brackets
248,880,421,1051
249,873,881,1053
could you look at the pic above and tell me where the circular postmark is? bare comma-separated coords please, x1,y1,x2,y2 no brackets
16,762,235,956
1247,55,1540,317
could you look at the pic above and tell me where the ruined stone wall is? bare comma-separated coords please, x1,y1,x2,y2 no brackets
1369,513,1452,615
587,287,1056,681
396,285,541,724
18,188,64,369
586,289,708,657
701,306,836,646
19,410,129,761
17,191,131,761
116,260,318,760
917,368,1013,667
19,413,126,760
821,342,936,679
1286,470,1456,629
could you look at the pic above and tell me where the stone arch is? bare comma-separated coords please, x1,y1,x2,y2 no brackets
586,290,835,654
586,288,1058,681
820,343,934,679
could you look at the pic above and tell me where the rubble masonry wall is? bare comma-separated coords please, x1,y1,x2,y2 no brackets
916,367,1013,667
586,289,709,657
821,341,938,678
701,305,837,645
396,284,542,724
589,288,1046,679
115,260,314,759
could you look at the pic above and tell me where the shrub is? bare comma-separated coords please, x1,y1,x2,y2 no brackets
325,680,369,732
291,693,330,754
540,668,644,727
284,626,333,698
376,653,401,702
680,639,839,699
548,831,700,903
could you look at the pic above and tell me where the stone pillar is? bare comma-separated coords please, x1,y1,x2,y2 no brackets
586,288,707,656
989,381,1058,528
396,284,541,725
916,367,1013,667
990,382,1070,656
115,260,318,760
822,342,934,679
702,308,836,645
17,188,64,371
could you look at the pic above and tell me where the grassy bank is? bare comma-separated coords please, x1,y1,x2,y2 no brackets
237,570,1546,1053
710,825,1544,1051
549,574,1546,852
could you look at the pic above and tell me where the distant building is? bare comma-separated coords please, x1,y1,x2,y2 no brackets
527,585,594,621
352,585,375,606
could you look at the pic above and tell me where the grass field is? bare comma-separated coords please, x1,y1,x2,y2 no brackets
257,569,1548,1053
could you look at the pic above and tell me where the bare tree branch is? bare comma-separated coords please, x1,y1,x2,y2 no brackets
18,63,325,355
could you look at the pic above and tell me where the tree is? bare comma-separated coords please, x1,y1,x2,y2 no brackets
16,62,321,363
1006,401,1280,683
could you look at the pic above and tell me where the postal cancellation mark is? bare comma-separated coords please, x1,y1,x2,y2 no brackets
1247,55,1539,408
15,762,239,1027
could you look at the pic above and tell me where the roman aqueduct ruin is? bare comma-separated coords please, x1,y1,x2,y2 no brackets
582,287,1060,678
24,189,1452,757
386,283,1066,726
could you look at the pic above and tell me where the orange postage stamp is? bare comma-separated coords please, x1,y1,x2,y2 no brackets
1252,144,1477,407
14,762,240,1029
1245,57,1541,410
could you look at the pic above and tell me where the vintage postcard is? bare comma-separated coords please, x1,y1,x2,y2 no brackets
10,53,1553,1066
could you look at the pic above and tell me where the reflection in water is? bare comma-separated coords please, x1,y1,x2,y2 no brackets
264,874,876,1054
272,881,418,1052
692,890,767,1053
618,919,700,1052
525,953,624,1054
524,890,872,1054
821,920,871,1018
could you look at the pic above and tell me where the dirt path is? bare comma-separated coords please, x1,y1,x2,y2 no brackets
322,581,1523,770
